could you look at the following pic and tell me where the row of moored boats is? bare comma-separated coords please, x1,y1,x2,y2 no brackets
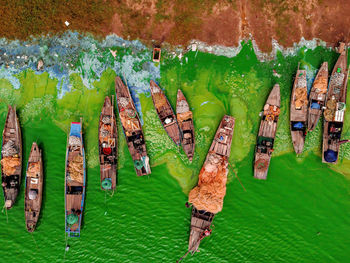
1,43,348,260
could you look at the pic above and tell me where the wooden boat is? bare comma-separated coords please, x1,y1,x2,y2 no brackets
322,43,349,164
152,48,161,62
307,62,329,131
150,80,181,146
115,77,151,176
176,89,195,161
24,142,43,232
290,64,308,154
99,96,117,190
254,84,280,180
65,121,85,237
1,105,22,209
187,115,235,255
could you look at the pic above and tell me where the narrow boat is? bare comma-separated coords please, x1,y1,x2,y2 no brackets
149,80,181,146
65,121,85,237
186,115,235,256
1,105,22,209
152,48,161,62
307,62,329,131
99,96,117,190
254,84,280,180
24,142,43,232
176,89,195,161
290,64,308,154
115,77,151,176
322,43,349,164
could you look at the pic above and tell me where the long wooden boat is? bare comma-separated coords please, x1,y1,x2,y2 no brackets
65,121,86,237
1,105,22,209
290,64,308,154
115,77,151,176
254,84,280,180
99,96,117,190
176,89,195,161
322,43,349,164
307,62,329,131
24,142,43,232
150,80,181,146
187,115,235,255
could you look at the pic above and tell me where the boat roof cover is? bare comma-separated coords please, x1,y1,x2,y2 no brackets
188,152,228,214
70,123,81,137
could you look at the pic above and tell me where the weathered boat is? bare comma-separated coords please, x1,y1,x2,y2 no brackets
65,121,85,237
150,80,181,146
176,89,195,161
24,142,43,232
186,115,235,256
254,84,280,180
290,64,308,154
115,77,151,176
322,43,349,164
99,96,117,190
307,62,329,131
152,48,161,62
1,105,22,209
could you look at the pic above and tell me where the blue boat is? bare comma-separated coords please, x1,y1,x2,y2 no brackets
65,121,86,237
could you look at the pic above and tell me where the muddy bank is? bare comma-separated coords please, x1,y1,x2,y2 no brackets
1,0,350,52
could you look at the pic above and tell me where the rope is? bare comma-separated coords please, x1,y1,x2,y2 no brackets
228,162,246,192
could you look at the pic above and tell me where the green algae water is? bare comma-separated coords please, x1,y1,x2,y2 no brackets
1,38,350,262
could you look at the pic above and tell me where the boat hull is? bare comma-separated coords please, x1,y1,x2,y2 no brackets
99,96,117,190
1,105,22,209
24,142,43,232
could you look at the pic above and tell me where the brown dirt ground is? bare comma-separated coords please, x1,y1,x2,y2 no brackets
1,0,350,52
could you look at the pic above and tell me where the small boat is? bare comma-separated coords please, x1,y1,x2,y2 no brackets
176,89,195,161
186,116,235,256
1,105,22,209
152,48,161,62
99,96,117,190
150,80,181,146
307,62,329,131
322,43,349,164
24,142,43,232
254,84,280,180
290,64,308,154
65,121,86,237
115,77,151,176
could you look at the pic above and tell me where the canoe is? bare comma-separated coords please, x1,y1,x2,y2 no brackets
187,115,235,255
176,89,195,161
307,62,328,131
115,77,151,176
99,96,117,190
290,64,308,154
322,43,349,164
65,121,86,237
24,142,43,232
254,84,280,180
150,80,181,146
1,105,22,209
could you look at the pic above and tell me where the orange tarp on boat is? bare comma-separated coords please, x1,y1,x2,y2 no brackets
1,157,20,175
188,153,228,214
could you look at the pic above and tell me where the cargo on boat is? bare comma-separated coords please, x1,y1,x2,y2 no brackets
290,64,308,154
307,62,328,131
99,96,117,190
1,105,22,209
150,80,181,146
176,89,195,161
115,77,151,176
24,142,43,232
186,115,235,255
65,121,85,237
254,84,280,180
322,43,349,164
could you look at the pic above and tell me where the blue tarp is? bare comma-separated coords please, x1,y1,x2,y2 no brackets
324,150,337,163
70,122,81,137
311,102,320,109
293,122,304,129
